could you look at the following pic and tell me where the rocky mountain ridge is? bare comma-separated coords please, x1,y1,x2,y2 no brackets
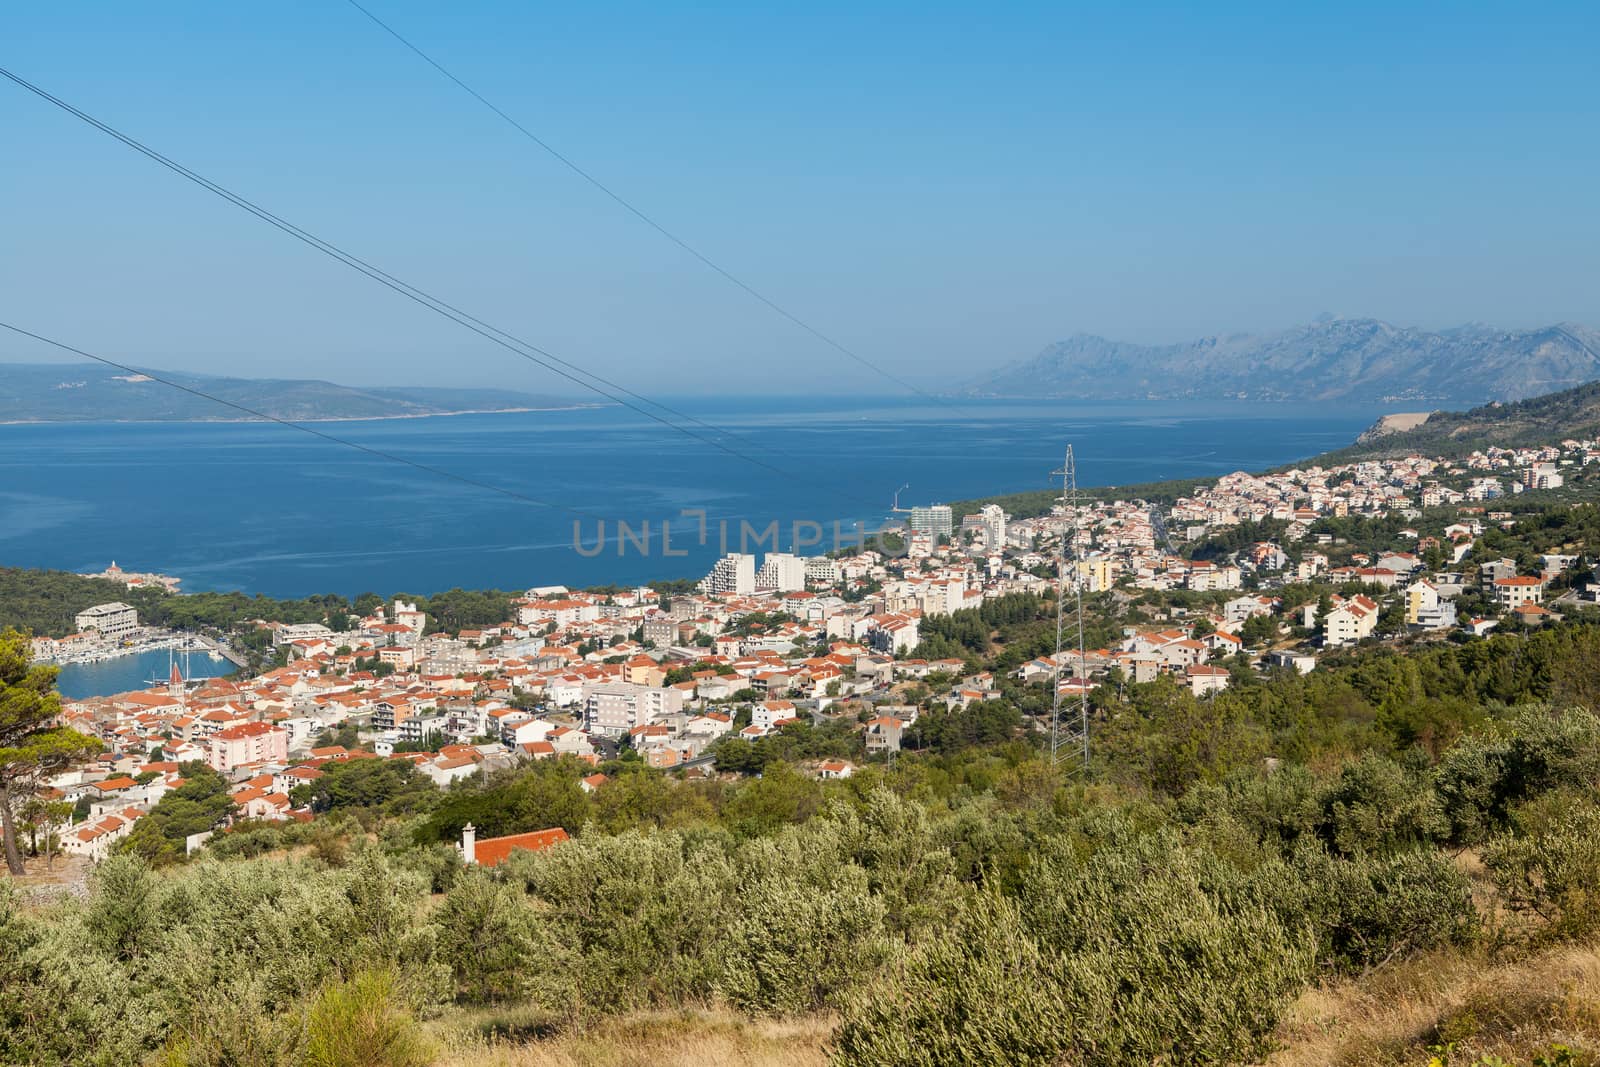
964,318,1600,403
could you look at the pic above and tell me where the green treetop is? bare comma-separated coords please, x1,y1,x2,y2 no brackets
0,627,100,875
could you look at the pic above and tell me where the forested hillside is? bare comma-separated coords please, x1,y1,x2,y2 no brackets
0,567,513,639
1327,378,1600,463
9,614,1600,1064
0,568,136,636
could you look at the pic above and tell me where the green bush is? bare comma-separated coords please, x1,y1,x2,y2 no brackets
1484,797,1600,942
838,822,1314,1066
1317,752,1448,856
1,849,453,1065
1435,733,1512,845
1180,764,1323,856
1256,842,1478,972
503,829,735,1013
1435,708,1600,847
718,843,889,1015
833,892,1078,1067
85,854,157,962
303,967,432,1067
801,790,962,940
1016,826,1313,1064
0,882,50,1064
1502,707,1600,796
434,868,545,1004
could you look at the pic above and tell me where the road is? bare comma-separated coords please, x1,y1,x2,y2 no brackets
1150,506,1177,554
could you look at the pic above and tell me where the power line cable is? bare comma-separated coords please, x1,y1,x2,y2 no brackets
342,0,964,411
0,65,883,508
0,63,807,474
0,319,601,519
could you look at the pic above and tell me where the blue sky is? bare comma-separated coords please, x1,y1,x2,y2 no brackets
3,1,1597,393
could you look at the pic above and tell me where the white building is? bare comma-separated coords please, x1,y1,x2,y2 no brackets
1404,580,1457,630
1524,462,1564,490
273,622,334,647
1266,649,1318,675
1494,576,1545,610
1184,564,1242,592
805,557,841,585
1223,595,1276,626
1186,664,1231,697
752,700,800,730
515,599,599,628
1323,594,1380,646
755,552,808,593
393,599,427,631
907,505,953,541
701,553,756,596
74,602,138,641
976,505,1007,551
583,681,686,737
62,809,143,862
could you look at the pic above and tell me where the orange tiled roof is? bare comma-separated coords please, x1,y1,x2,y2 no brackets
473,827,569,867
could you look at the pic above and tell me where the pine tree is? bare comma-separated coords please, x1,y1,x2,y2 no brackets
0,628,99,874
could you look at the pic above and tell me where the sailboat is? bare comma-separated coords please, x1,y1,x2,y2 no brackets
147,646,191,693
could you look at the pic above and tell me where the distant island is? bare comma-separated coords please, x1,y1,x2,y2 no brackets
962,317,1600,404
0,362,591,423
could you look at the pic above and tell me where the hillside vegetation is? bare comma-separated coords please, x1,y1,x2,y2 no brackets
0,567,512,641
1326,379,1600,464
950,376,1600,521
12,612,1600,1064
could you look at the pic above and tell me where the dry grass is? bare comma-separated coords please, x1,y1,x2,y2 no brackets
431,1008,833,1067
1266,943,1600,1066
428,944,1600,1067
6,852,91,905
9,851,89,884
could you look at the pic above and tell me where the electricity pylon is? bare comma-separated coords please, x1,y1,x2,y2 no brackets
1050,445,1090,773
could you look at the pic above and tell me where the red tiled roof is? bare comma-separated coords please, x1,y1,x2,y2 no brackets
473,827,569,867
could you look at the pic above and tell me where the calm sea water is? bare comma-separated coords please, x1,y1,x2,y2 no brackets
56,648,232,701
0,396,1381,599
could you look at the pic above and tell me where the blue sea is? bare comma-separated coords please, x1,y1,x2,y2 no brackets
56,647,233,702
0,396,1382,599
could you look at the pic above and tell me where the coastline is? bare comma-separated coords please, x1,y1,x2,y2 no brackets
0,400,1382,600
40,633,221,668
0,403,609,427
54,642,233,701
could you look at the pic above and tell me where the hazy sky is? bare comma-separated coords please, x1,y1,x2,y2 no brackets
3,1,1598,394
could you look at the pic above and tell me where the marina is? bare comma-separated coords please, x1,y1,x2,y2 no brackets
44,632,221,667
53,640,235,701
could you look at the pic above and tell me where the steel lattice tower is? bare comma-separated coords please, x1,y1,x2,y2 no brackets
1050,446,1090,772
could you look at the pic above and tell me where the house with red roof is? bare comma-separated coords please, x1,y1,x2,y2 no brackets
204,722,289,773
1185,664,1232,697
1494,575,1545,610
459,823,569,867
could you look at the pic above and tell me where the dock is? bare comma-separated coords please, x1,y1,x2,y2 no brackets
193,634,249,668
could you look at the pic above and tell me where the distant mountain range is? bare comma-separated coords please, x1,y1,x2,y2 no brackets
0,363,586,423
962,318,1600,403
